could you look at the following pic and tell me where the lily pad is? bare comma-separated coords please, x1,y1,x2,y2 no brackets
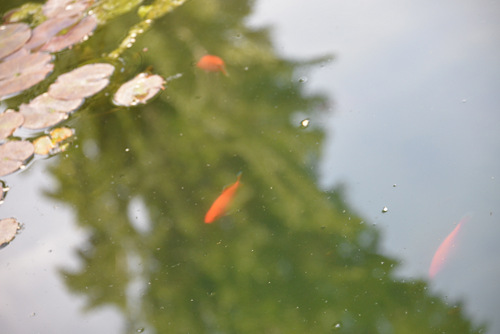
40,15,98,53
0,141,34,177
0,51,52,81
0,23,31,60
0,218,20,248
0,110,24,140
0,51,54,100
19,92,81,130
33,135,55,155
113,72,165,106
48,62,115,100
50,127,74,142
19,103,69,130
25,15,80,51
29,92,83,113
2,47,30,61
34,127,74,155
43,0,92,19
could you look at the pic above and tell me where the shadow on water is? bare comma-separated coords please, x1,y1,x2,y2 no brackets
1,0,486,332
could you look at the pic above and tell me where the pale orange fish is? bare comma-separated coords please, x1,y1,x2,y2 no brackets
196,54,228,76
429,216,469,278
204,174,241,224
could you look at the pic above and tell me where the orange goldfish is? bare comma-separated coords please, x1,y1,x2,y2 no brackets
196,55,228,76
204,174,241,223
428,216,469,278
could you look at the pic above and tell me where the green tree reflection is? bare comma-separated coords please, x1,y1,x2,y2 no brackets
44,0,484,333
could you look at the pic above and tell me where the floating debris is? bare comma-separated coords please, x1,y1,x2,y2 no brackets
48,63,115,100
0,110,24,140
0,141,34,177
0,218,21,248
300,119,310,128
113,72,165,106
381,206,388,213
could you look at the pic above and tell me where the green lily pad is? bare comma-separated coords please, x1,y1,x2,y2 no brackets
0,110,24,140
113,73,165,106
25,15,80,51
0,51,54,100
0,218,20,248
48,62,115,100
0,141,34,177
0,23,31,60
40,15,98,53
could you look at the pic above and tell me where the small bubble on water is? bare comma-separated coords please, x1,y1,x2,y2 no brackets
136,328,145,333
392,184,397,187
298,76,308,83
332,321,342,330
300,119,310,128
381,206,388,213
461,99,467,103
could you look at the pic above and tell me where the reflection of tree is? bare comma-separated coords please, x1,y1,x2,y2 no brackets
46,0,484,333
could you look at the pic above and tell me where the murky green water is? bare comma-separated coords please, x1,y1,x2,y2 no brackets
0,0,492,333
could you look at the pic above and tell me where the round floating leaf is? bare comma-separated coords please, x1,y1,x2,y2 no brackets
0,51,52,81
29,92,83,113
0,218,20,248
34,127,74,155
25,15,80,51
113,73,165,106
33,135,55,155
2,47,30,61
50,127,74,143
19,92,80,130
19,103,69,130
48,62,115,100
0,141,34,177
0,23,31,60
43,0,92,18
0,110,24,140
40,15,98,53
0,52,54,100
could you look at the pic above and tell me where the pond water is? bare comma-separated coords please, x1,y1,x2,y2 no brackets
1,0,499,333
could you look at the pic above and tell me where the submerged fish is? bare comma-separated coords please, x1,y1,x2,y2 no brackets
196,54,228,76
204,174,241,224
429,216,469,278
